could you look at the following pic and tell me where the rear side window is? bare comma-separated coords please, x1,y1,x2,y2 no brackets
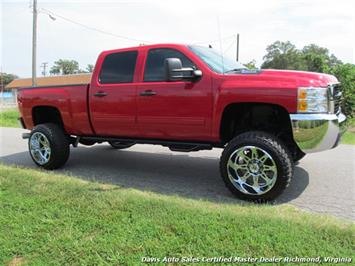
99,51,137,84
144,48,195,82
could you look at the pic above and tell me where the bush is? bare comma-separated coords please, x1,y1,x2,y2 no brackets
331,64,355,117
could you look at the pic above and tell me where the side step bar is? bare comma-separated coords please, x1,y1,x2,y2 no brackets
22,133,31,139
81,136,218,151
22,133,221,151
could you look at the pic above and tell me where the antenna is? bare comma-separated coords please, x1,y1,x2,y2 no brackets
236,33,240,62
217,16,225,74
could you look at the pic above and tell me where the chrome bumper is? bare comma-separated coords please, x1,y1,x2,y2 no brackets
290,113,346,153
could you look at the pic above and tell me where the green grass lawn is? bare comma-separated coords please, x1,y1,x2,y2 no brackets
342,131,355,145
0,165,354,265
0,108,19,127
343,117,355,145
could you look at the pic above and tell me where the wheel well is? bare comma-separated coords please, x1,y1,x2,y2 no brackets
32,106,64,128
220,102,301,156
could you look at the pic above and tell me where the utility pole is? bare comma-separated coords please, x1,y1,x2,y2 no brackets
41,62,48,76
32,0,37,86
236,33,240,62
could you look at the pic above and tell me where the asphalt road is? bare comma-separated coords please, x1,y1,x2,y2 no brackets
1,127,354,220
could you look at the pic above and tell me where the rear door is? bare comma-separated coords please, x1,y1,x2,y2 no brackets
136,48,213,140
89,50,139,136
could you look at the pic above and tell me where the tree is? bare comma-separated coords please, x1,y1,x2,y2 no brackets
86,64,94,73
261,41,304,70
244,60,257,69
261,41,342,73
330,64,355,117
0,73,18,87
50,59,80,75
301,44,342,73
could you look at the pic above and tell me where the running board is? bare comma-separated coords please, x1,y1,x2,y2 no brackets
80,136,216,151
168,144,209,152
22,133,31,139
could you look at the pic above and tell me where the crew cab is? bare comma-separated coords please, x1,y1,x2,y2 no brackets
17,43,346,201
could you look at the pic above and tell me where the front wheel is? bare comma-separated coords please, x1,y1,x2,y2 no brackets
220,131,293,201
28,123,70,170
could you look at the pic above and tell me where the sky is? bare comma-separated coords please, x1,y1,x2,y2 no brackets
1,0,354,78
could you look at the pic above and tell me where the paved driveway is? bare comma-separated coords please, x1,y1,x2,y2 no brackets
1,127,354,220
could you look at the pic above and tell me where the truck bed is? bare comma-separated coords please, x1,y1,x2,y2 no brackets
18,84,94,135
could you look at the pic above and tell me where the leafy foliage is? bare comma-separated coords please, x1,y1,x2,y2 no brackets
50,59,80,75
49,60,93,75
86,64,94,72
0,73,18,87
261,41,304,70
244,60,257,69
330,64,355,116
301,44,342,72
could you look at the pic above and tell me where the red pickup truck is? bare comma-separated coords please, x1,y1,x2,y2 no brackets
18,43,346,201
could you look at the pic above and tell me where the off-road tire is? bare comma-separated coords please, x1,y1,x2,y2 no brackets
220,131,293,202
29,123,70,170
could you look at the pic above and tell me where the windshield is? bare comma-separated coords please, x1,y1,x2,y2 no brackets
188,45,247,74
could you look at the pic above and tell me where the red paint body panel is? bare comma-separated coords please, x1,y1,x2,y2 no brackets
89,46,141,137
134,45,213,140
17,43,336,143
18,84,93,135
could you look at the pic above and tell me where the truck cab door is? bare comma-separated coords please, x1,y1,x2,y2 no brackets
89,50,139,137
137,48,213,140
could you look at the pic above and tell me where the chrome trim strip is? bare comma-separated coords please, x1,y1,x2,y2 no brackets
328,83,342,114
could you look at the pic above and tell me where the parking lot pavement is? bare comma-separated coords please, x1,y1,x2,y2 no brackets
1,127,354,220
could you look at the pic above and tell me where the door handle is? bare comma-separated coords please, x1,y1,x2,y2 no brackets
94,91,107,97
140,90,156,96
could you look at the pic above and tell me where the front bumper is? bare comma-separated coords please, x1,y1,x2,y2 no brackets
290,112,346,153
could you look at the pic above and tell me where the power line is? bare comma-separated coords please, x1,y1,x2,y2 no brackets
40,7,236,46
37,7,236,48
39,7,151,43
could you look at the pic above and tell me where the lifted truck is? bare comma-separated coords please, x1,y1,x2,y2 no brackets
18,44,346,201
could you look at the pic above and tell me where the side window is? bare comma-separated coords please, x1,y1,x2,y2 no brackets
144,48,195,82
99,51,137,84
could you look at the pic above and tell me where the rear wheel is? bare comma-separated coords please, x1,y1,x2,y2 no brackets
220,131,293,201
29,123,70,170
108,141,135,149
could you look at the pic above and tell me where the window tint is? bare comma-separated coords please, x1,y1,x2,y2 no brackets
144,48,195,82
99,51,137,84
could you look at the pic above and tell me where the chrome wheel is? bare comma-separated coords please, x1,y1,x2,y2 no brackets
227,146,277,195
29,132,51,165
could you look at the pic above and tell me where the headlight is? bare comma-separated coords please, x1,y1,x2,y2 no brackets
297,87,328,113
